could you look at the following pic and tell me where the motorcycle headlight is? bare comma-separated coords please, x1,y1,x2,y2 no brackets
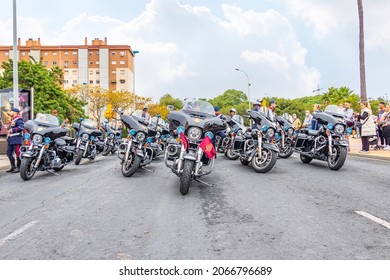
266,128,275,138
24,133,31,140
32,134,43,144
327,123,334,130
136,132,146,142
334,124,345,134
82,133,89,141
205,131,214,140
188,127,202,141
44,137,51,143
287,127,294,135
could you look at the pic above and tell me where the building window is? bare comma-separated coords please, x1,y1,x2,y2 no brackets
73,80,77,84
73,61,77,65
53,52,57,56
64,61,69,67
111,51,116,56
72,51,77,55
21,52,25,56
43,52,48,56
96,80,100,84
64,51,68,55
96,61,99,65
64,80,69,84
72,70,77,75
43,61,48,66
52,61,57,65
89,61,94,65
120,79,125,84
120,61,125,65
120,51,125,57
64,70,69,74
96,51,99,55
112,70,116,74
96,70,100,74
89,80,93,84
89,70,93,75
112,61,117,65
120,70,125,75
5,52,9,56
89,52,93,56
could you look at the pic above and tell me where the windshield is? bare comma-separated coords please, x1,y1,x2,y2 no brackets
232,114,244,125
34,113,59,126
82,119,98,128
182,98,215,115
325,105,345,115
132,109,150,121
150,116,165,126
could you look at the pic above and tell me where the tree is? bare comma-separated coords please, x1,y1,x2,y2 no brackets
357,0,367,101
0,59,85,122
159,94,183,110
208,89,248,109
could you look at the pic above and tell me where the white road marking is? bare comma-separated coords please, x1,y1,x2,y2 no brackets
355,211,390,230
0,220,39,247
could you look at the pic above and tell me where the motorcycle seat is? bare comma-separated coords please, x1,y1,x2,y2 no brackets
62,136,75,143
308,130,319,136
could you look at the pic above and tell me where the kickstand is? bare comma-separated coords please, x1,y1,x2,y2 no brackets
140,167,155,173
194,178,214,187
47,170,60,176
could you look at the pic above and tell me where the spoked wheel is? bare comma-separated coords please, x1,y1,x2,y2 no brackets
180,160,194,195
251,148,278,173
121,152,141,177
278,141,294,158
20,158,38,181
300,154,313,164
225,147,239,160
327,146,347,171
74,149,84,165
102,144,111,156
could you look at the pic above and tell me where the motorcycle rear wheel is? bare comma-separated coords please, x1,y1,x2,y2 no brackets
180,160,194,195
121,152,141,177
327,146,347,171
102,145,111,156
279,142,294,158
251,148,277,173
225,147,239,160
20,158,37,181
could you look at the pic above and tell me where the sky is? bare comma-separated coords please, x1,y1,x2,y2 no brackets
1,0,390,102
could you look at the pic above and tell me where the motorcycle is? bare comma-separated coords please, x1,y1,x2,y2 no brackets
72,118,104,165
224,114,246,160
148,116,169,159
293,106,350,170
20,113,76,180
231,110,279,173
275,113,295,158
164,99,226,195
117,110,156,177
101,121,122,156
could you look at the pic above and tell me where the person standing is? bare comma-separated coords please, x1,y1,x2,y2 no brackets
6,108,24,173
376,102,386,147
292,113,301,130
310,104,322,130
302,110,313,128
267,100,277,122
229,108,236,118
51,110,62,125
356,101,376,153
380,104,390,150
141,107,150,121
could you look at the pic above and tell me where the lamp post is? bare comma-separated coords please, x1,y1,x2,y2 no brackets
12,0,18,109
235,68,251,110
132,50,139,111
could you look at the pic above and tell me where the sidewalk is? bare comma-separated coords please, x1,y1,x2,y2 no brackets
0,138,389,172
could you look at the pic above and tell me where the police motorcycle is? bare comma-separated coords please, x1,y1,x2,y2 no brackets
148,116,169,158
224,114,246,160
20,113,76,180
72,118,104,165
293,105,350,170
231,109,279,173
101,121,122,156
117,110,157,177
164,99,226,195
275,113,295,158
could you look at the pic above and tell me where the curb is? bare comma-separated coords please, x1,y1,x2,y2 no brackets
348,152,390,161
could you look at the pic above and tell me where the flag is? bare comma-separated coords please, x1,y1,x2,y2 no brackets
199,135,216,159
180,131,189,151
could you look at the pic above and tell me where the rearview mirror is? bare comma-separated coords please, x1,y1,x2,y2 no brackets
167,105,174,112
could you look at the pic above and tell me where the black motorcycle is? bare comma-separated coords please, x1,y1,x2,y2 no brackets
275,114,295,158
72,118,104,165
101,121,122,156
224,114,246,160
118,110,156,177
164,99,226,195
231,110,279,173
293,108,349,170
20,113,76,180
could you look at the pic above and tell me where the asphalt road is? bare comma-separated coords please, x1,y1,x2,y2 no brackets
0,153,389,260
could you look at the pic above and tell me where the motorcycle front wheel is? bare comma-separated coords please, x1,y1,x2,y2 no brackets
74,149,84,165
180,160,194,195
121,152,141,177
102,144,111,156
20,158,37,181
327,146,347,171
251,148,277,173
278,141,294,158
225,147,239,160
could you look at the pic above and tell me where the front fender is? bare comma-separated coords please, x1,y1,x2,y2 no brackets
263,142,280,153
333,139,349,147
21,150,38,158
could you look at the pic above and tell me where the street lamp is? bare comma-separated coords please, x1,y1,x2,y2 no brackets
235,68,251,110
12,0,19,109
132,50,139,111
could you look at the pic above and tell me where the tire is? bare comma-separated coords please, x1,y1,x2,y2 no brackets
53,166,64,172
240,158,250,166
102,145,111,156
121,152,141,177
180,160,194,195
251,148,277,173
20,158,37,181
327,146,347,171
278,141,294,159
74,149,84,165
225,147,239,160
300,154,313,164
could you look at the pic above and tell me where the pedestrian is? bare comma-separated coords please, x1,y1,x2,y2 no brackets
213,106,226,143
252,100,261,112
292,113,301,130
141,107,150,121
51,109,62,125
6,108,24,173
379,104,390,150
344,101,354,120
267,100,277,122
310,104,322,130
302,110,313,128
355,101,376,153
376,101,386,147
229,108,236,118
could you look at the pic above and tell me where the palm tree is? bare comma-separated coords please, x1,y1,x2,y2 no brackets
357,0,367,101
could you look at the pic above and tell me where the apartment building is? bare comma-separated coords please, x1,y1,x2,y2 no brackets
0,37,136,92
